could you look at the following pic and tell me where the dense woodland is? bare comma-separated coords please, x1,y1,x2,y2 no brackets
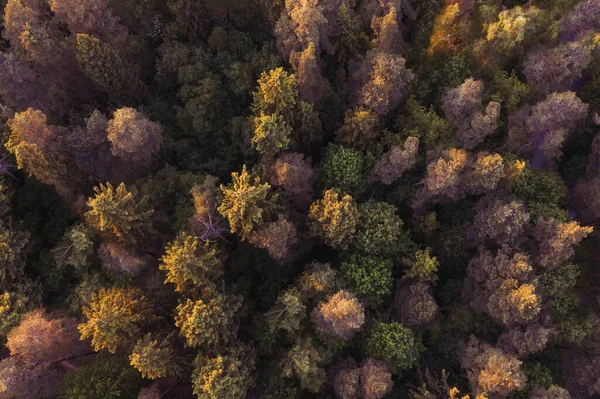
0,0,600,398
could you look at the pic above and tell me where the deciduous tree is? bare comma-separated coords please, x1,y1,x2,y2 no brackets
311,290,365,340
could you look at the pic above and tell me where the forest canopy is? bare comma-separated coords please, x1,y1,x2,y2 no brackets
0,0,599,398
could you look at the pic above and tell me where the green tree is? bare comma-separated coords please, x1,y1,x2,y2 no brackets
129,334,175,379
353,200,410,256
52,224,94,276
85,182,155,245
159,232,223,293
218,165,277,239
363,322,422,373
60,353,144,399
175,294,240,349
78,287,152,353
264,287,306,335
319,145,365,195
309,189,358,249
340,255,393,303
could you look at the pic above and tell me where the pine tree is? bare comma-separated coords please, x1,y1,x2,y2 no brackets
78,287,152,353
129,334,175,379
85,182,154,245
75,34,146,104
175,294,240,349
218,165,277,239
160,232,223,293
309,189,358,249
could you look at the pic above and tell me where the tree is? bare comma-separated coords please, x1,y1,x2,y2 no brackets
309,189,358,249
7,309,89,366
497,324,553,357
372,7,402,53
311,290,365,340
335,107,379,149
265,287,306,334
291,43,323,103
98,242,149,277
75,34,146,104
59,353,144,399
467,193,530,247
78,286,152,353
174,294,240,349
353,200,410,256
441,79,500,149
251,113,292,156
268,152,315,208
464,246,542,327
394,283,438,328
464,152,505,196
484,5,541,55
248,215,298,264
159,232,223,293
350,49,413,116
319,144,365,195
6,108,72,197
52,224,94,276
106,108,162,170
461,337,526,397
524,41,592,96
49,0,127,45
530,385,571,399
508,92,588,163
363,321,422,373
340,254,393,302
281,338,327,393
192,344,256,399
252,67,298,117
359,358,394,399
298,262,337,298
413,148,468,208
372,136,419,185
85,182,155,245
129,334,174,379
218,165,277,239
403,248,439,284
532,218,592,270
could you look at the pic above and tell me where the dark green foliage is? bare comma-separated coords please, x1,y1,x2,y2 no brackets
353,200,411,256
396,97,452,149
512,166,569,222
319,144,365,196
363,322,423,373
340,255,393,303
60,354,144,399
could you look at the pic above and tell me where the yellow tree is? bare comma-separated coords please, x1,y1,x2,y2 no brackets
218,165,277,239
78,287,152,353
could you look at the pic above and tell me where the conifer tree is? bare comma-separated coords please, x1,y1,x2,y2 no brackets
129,334,175,379
78,287,152,353
160,232,223,293
175,294,240,349
85,182,155,245
218,165,277,239
309,189,358,249
75,34,146,104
